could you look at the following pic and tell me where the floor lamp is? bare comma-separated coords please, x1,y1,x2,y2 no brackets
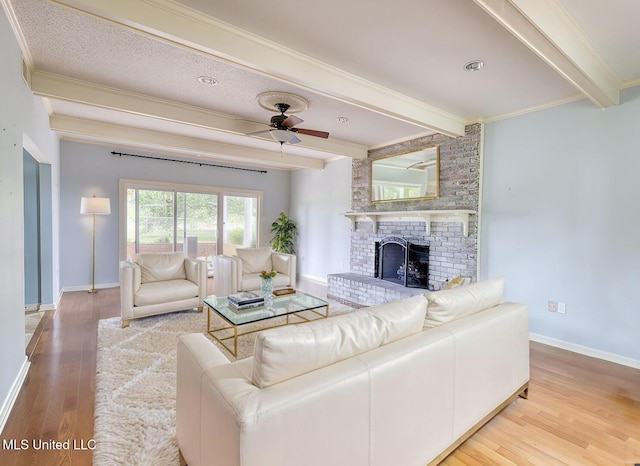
81,195,111,293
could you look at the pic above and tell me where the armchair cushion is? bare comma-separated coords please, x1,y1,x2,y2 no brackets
135,252,187,283
134,279,200,307
236,247,273,274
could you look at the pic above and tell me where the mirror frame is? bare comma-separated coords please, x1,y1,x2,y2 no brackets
370,145,440,203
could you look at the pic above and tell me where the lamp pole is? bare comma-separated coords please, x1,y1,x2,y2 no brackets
90,211,97,293
81,195,111,293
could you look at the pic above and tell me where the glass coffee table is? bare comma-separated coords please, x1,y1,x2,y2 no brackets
204,291,329,357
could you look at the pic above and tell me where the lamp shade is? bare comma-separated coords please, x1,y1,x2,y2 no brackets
80,196,111,215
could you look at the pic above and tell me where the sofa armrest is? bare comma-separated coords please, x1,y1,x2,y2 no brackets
213,255,240,296
185,258,208,304
119,260,140,321
272,252,296,288
177,334,232,466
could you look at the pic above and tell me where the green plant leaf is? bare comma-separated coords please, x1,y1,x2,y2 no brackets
270,212,298,254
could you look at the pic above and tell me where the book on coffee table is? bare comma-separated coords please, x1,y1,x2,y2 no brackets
228,300,265,311
227,291,264,307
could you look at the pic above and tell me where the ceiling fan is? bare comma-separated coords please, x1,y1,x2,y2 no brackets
249,103,330,145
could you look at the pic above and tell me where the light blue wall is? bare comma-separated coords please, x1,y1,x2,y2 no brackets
290,157,352,282
59,141,292,289
481,86,640,362
1,7,60,423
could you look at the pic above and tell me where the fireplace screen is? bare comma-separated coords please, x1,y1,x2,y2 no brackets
376,237,429,288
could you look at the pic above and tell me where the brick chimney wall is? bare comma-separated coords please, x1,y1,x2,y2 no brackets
349,123,481,290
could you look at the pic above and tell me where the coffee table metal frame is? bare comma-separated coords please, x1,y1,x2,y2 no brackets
204,292,329,357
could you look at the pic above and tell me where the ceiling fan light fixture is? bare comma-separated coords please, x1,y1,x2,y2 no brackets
270,129,292,143
464,60,485,72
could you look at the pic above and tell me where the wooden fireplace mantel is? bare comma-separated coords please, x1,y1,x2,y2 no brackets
342,210,476,236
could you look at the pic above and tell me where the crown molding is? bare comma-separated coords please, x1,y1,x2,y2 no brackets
0,0,35,68
477,93,586,124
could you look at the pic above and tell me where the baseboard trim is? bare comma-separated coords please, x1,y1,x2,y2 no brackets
0,356,30,435
530,333,640,369
298,274,328,285
61,282,119,293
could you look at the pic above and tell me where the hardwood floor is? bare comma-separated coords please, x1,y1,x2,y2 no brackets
1,288,639,465
0,288,119,466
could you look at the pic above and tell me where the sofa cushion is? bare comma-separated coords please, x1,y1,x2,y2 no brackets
252,295,427,388
236,247,273,274
134,279,199,306
135,252,187,283
425,277,504,328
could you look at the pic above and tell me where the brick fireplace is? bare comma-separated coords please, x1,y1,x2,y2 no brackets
376,236,429,288
328,124,480,307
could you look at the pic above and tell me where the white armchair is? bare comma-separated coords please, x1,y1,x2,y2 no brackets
213,247,296,296
120,252,207,328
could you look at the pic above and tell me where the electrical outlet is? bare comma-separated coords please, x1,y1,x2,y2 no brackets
558,302,566,314
548,300,557,312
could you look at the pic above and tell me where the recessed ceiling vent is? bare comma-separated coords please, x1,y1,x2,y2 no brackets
464,60,485,72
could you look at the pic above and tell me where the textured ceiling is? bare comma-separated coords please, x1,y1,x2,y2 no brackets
5,0,640,169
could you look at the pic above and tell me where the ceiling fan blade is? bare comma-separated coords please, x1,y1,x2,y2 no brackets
245,129,272,136
283,115,304,127
288,135,302,145
293,128,330,139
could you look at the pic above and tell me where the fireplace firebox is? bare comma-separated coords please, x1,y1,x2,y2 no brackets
375,237,429,289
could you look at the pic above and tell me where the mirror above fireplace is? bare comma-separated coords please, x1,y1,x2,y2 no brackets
371,146,440,202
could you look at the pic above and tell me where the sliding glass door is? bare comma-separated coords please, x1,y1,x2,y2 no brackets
177,192,218,258
124,181,261,261
221,195,258,256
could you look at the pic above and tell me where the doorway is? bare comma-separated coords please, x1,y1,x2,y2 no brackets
23,150,53,350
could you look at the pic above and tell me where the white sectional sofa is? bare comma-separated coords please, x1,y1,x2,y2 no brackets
176,278,529,466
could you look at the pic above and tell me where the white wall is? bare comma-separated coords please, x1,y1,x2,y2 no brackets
290,157,352,283
481,86,640,364
0,7,60,427
59,141,292,289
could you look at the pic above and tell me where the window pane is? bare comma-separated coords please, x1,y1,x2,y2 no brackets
138,189,174,253
177,192,218,259
223,195,257,255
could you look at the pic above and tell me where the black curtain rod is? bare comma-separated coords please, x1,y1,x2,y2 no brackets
110,151,268,174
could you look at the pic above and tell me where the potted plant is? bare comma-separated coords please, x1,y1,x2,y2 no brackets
270,212,298,254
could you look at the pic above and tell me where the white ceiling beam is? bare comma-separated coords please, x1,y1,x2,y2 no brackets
31,71,368,159
50,115,326,170
473,0,621,108
50,0,467,137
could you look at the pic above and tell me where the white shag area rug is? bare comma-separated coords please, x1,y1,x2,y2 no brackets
93,302,352,465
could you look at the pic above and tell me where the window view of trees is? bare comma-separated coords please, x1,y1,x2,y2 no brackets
126,186,259,259
222,195,257,255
